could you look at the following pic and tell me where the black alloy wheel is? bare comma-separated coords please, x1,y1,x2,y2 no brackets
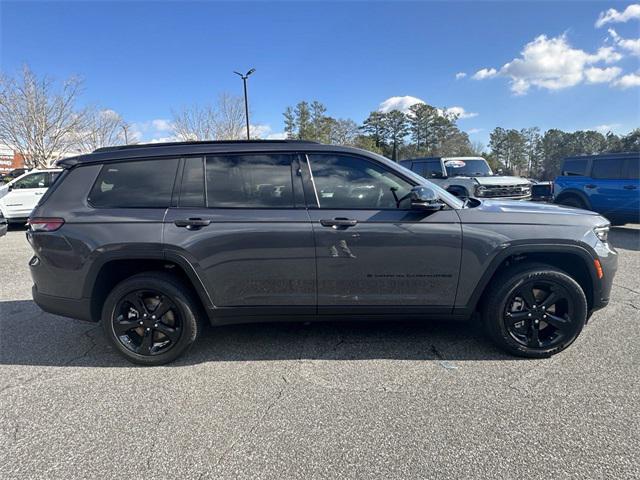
482,264,588,358
102,272,202,365
113,290,182,356
504,280,575,349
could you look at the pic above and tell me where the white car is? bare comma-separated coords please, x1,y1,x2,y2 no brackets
0,169,62,224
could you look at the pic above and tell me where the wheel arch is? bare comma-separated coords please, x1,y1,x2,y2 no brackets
86,251,214,322
463,243,600,316
554,188,591,209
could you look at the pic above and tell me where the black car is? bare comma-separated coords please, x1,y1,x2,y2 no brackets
28,141,617,365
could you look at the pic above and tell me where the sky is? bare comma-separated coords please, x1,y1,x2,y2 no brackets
1,1,639,145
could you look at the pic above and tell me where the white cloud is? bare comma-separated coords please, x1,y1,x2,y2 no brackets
444,106,478,119
474,34,624,94
377,96,478,120
378,95,424,114
585,66,622,83
151,119,173,131
613,71,640,88
596,4,640,28
455,72,467,80
467,128,484,135
472,68,497,80
250,124,287,139
592,123,622,133
608,28,640,56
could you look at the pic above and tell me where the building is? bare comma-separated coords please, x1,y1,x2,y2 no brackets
0,145,26,174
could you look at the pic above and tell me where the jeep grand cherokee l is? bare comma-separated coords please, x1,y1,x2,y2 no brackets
28,141,617,365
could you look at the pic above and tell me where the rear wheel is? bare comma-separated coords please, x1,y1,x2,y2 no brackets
102,272,202,365
482,264,588,358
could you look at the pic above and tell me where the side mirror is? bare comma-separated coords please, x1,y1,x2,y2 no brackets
410,186,445,211
496,168,504,175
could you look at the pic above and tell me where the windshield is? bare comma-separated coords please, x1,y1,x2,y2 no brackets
444,159,493,177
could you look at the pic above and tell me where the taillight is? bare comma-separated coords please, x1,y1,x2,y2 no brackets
28,217,65,232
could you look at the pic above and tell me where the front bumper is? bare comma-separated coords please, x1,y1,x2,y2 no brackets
476,194,532,201
592,242,618,311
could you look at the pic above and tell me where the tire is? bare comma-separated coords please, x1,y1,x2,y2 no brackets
102,272,203,365
557,195,587,210
482,263,588,358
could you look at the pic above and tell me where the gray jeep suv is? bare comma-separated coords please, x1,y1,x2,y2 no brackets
28,140,617,365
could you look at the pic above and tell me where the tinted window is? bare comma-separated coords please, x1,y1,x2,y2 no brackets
562,159,588,176
591,158,625,179
89,159,179,208
414,160,443,178
206,154,294,208
13,172,49,189
180,157,205,207
308,154,413,209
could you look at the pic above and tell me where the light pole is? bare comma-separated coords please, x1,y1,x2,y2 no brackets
234,68,256,140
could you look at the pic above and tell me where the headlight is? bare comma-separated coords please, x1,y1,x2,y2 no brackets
475,185,486,197
594,226,609,243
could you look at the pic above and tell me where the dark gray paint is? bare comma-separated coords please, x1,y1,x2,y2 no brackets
29,142,618,324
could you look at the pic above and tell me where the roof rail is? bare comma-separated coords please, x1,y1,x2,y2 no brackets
93,139,318,154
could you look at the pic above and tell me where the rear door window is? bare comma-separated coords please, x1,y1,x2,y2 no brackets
591,158,626,179
13,172,49,189
562,159,588,176
205,154,295,208
89,158,180,208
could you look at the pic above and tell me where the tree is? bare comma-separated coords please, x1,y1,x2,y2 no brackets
620,129,640,152
75,108,131,153
0,66,86,167
171,94,245,141
408,103,438,154
521,127,542,177
294,101,312,140
327,118,359,146
361,111,388,149
283,106,296,139
383,110,409,161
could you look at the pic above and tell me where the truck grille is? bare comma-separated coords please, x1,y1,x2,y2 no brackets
482,185,531,198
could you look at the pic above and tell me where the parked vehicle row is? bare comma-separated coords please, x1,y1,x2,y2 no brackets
27,140,617,365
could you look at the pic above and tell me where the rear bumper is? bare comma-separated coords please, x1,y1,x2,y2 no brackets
32,285,94,322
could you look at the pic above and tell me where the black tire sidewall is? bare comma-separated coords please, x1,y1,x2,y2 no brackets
101,273,200,365
559,196,586,209
483,267,588,358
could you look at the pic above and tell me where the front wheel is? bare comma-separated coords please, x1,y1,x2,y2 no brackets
102,272,202,365
482,264,588,358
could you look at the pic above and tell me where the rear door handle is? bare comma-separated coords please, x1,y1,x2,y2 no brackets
585,184,597,189
623,185,638,190
320,217,358,229
174,218,211,230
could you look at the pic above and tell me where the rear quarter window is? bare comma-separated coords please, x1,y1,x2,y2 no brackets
561,159,588,176
88,158,179,208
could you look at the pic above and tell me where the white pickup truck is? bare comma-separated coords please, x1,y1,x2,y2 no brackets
399,156,532,200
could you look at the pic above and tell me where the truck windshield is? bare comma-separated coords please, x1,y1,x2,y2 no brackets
444,159,493,177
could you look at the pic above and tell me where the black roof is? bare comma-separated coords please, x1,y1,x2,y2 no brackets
57,140,365,168
563,152,639,161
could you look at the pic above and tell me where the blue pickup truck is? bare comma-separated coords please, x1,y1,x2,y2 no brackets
554,152,639,225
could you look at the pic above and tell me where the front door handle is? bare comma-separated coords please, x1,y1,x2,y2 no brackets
623,185,638,190
585,184,597,189
320,217,358,229
174,218,211,230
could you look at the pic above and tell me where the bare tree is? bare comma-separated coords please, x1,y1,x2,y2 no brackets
216,93,245,140
171,94,245,141
0,66,85,167
74,107,133,153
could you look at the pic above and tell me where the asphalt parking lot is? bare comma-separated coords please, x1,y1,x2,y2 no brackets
1,226,639,479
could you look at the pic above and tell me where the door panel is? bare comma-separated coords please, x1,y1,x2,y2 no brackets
587,157,628,217
308,209,462,312
303,153,462,313
163,153,316,313
163,208,316,310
